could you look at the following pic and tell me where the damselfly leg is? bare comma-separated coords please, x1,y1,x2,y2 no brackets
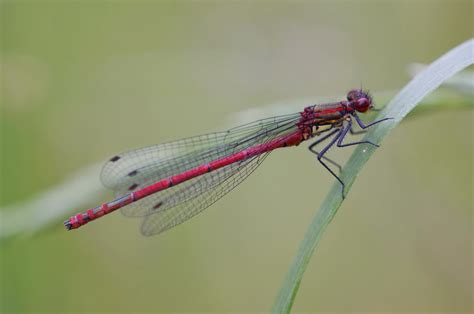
353,114,393,129
337,119,379,148
312,127,347,196
350,115,392,134
308,128,343,173
309,114,392,198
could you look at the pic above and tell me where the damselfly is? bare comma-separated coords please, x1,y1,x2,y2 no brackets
65,89,390,235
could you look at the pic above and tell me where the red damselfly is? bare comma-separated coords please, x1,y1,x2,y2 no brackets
65,89,390,235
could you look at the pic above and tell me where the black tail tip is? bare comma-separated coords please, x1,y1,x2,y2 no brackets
64,219,72,231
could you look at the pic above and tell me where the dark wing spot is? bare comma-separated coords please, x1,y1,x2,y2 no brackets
128,183,138,191
128,170,138,177
110,156,121,162
152,202,163,210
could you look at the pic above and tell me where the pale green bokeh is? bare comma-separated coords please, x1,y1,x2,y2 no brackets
1,1,472,313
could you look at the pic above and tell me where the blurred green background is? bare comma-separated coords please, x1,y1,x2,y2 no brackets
1,1,472,313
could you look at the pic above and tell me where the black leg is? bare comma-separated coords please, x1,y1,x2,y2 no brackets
308,129,342,173
349,127,366,135
353,114,392,129
337,119,379,148
316,128,347,198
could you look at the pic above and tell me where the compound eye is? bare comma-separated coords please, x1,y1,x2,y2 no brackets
356,98,370,112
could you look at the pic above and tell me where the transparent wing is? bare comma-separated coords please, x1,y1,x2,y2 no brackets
140,152,270,236
119,118,298,218
118,119,296,217
100,114,300,209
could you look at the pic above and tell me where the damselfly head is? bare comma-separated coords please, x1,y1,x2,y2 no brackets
346,89,372,113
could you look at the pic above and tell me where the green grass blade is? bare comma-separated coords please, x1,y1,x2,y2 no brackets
272,39,474,313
